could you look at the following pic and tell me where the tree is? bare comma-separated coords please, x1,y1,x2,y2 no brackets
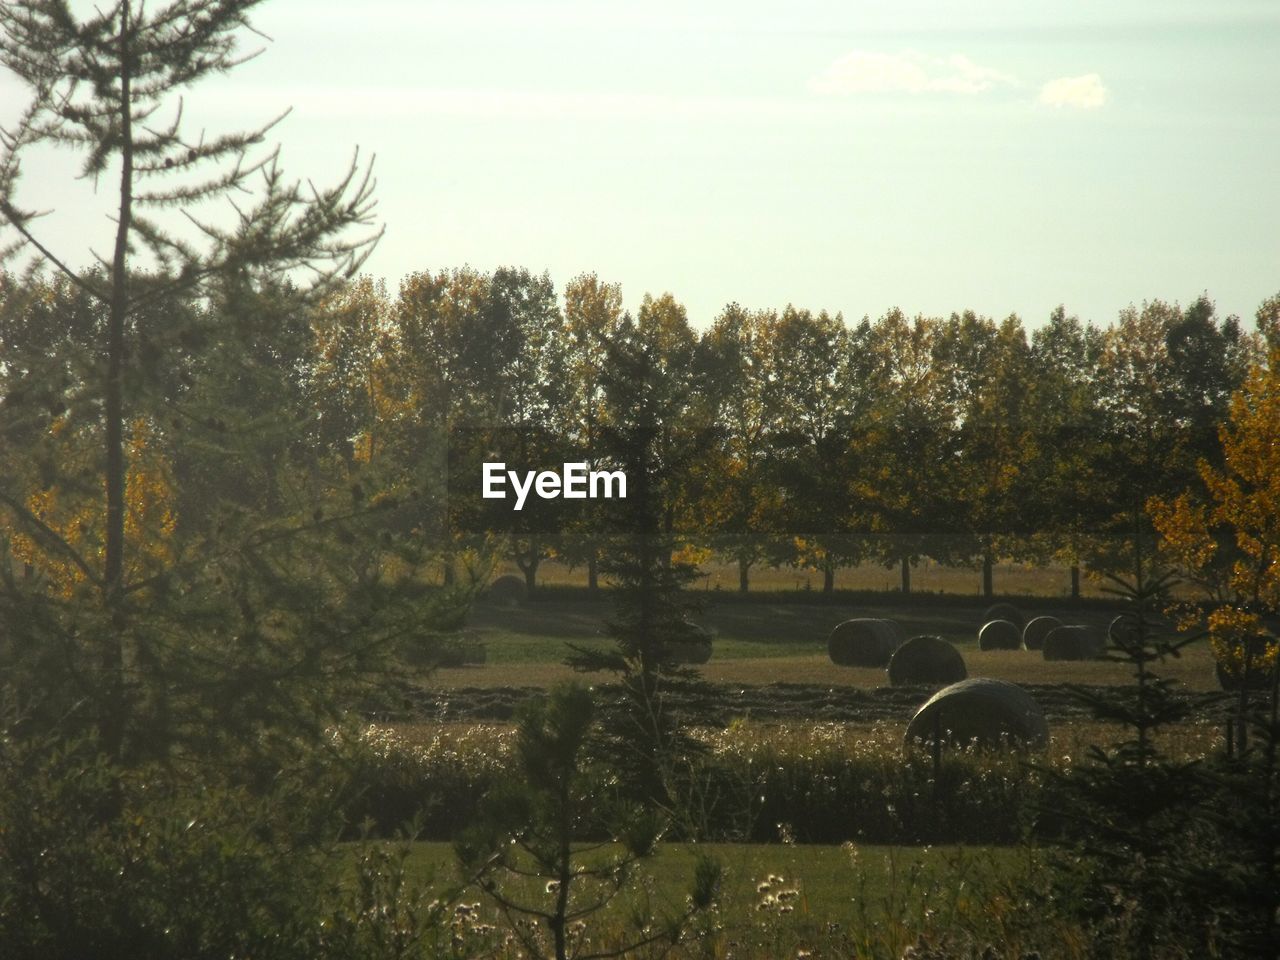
1041,556,1211,957
765,305,860,593
558,272,625,592
1027,305,1108,599
566,312,709,807
940,312,1038,597
0,0,396,761
860,308,956,594
457,683,720,960
698,303,782,592
486,267,568,594
1149,350,1280,692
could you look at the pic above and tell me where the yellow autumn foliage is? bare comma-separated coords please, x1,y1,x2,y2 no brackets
7,418,177,595
1149,350,1280,679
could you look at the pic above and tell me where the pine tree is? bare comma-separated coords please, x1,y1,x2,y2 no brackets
0,0,432,764
565,313,711,810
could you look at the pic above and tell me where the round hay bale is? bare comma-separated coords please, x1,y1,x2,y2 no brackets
1107,613,1174,647
1215,635,1277,692
666,621,713,665
982,602,1026,629
1022,615,1062,651
887,635,967,687
905,678,1048,750
978,619,1023,651
828,618,903,667
1042,625,1105,661
436,639,488,667
486,574,527,606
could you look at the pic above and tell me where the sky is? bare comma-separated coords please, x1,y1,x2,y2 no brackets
2,0,1278,330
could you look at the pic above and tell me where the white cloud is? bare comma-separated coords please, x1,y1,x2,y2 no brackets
1039,74,1108,109
810,50,1016,96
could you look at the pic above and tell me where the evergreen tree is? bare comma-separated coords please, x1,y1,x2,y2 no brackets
0,0,463,767
457,683,721,960
565,313,710,809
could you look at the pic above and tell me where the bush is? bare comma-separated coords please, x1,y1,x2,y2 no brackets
0,731,456,960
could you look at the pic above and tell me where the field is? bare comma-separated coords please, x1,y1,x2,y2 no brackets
386,841,1063,959
507,558,1109,599
332,583,1251,957
433,591,1223,695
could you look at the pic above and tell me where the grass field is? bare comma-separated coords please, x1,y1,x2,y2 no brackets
388,840,1062,959
501,557,1107,598
446,594,1222,692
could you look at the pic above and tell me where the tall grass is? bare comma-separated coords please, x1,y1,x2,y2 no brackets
336,719,1224,842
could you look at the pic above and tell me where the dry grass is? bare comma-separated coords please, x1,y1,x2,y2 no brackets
431,642,1222,692
499,556,1107,597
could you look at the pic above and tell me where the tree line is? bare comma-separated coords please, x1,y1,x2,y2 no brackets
6,266,1275,600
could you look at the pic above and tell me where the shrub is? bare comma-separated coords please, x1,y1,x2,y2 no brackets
0,732,447,960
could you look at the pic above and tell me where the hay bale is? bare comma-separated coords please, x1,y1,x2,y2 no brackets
1022,615,1062,651
666,621,713,665
486,574,527,606
982,602,1026,629
828,618,903,667
1215,635,1277,692
887,635,967,687
436,639,488,667
1042,625,1105,661
905,678,1048,749
978,619,1023,651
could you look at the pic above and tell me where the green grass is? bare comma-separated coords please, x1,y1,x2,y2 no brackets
453,595,1222,692
391,840,1058,959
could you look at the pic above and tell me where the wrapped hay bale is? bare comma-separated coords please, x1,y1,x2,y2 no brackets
982,602,1026,629
978,619,1023,650
1215,635,1277,692
887,635,967,687
1042,625,1105,661
666,621,713,665
486,574,527,606
828,618,903,667
1022,615,1063,651
905,678,1049,750
436,639,488,667
1108,613,1172,648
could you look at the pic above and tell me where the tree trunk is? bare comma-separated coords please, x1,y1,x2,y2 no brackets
901,556,911,594
587,552,598,593
982,552,993,599
823,559,834,594
738,556,750,593
1070,563,1081,601
102,3,135,760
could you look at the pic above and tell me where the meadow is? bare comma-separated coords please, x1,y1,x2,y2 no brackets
320,568,1249,958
